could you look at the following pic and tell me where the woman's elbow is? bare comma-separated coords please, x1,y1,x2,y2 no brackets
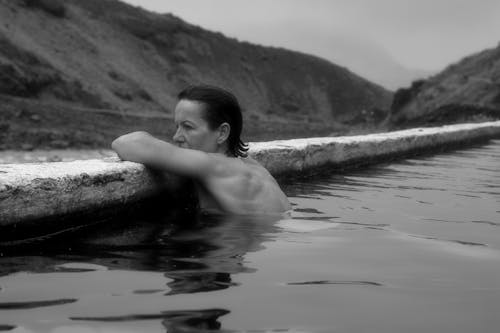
111,131,151,160
111,136,123,152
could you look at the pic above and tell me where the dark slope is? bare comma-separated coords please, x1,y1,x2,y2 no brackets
390,43,500,126
0,0,392,149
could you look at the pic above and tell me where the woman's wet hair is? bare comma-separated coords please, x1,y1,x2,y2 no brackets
177,84,249,158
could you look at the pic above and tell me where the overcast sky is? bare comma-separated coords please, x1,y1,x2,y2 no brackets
122,0,500,72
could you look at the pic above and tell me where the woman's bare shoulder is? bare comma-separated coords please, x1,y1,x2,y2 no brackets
204,154,291,213
239,156,270,173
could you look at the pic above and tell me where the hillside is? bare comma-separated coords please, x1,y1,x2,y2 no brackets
0,0,392,150
390,43,500,126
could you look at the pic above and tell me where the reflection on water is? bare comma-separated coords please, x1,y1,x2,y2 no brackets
0,298,78,310
0,211,283,332
71,308,230,332
1,140,500,332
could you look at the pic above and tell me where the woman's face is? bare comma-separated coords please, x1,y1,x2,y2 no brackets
173,99,220,153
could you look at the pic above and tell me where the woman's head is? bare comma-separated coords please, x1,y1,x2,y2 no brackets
175,85,248,157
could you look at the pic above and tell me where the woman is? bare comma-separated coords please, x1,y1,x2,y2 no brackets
112,85,291,214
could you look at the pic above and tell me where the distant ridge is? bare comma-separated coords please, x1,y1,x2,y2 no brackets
390,42,500,126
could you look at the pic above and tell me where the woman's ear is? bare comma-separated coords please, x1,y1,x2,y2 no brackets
217,122,230,144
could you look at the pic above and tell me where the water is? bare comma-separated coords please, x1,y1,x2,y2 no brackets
1,140,499,332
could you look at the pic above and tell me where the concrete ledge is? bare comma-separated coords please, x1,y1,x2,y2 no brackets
250,121,500,175
0,160,178,232
1,121,500,230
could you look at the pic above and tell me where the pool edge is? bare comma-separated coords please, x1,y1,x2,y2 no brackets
1,121,500,232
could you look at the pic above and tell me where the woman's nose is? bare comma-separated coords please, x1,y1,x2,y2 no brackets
172,127,184,143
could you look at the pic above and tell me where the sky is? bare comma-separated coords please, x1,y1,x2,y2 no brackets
122,0,500,87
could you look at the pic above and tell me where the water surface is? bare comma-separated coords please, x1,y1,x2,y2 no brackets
1,140,499,332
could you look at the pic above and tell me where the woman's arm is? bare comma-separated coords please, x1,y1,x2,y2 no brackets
111,131,213,179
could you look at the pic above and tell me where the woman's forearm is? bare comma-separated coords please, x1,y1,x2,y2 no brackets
111,131,155,163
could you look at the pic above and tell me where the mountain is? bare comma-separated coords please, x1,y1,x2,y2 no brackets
0,0,392,149
390,42,500,126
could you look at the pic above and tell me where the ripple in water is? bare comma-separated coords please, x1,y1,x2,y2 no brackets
0,298,78,310
287,280,383,286
71,308,230,332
